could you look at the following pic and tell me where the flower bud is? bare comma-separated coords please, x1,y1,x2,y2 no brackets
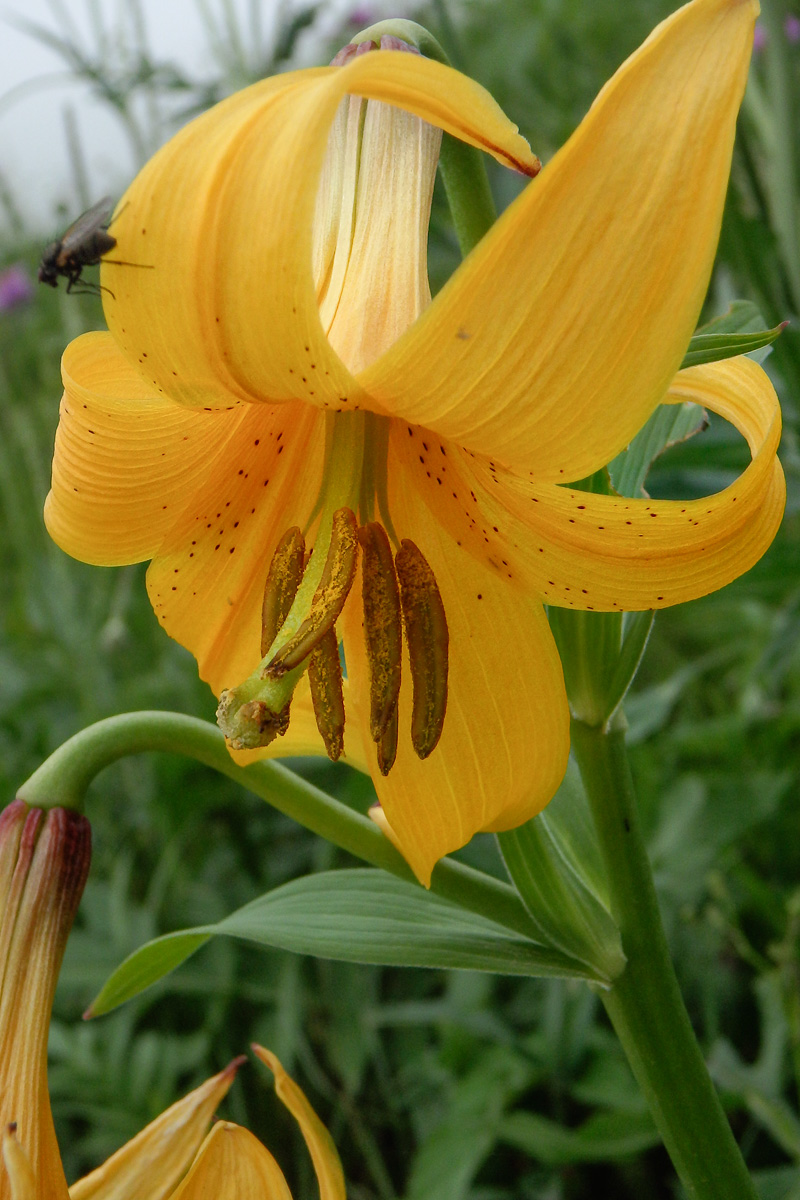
0,799,91,1200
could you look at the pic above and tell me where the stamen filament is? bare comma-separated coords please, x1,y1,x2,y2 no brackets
359,412,398,545
395,539,449,759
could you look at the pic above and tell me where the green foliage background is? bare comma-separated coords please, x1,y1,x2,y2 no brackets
1,1,799,1197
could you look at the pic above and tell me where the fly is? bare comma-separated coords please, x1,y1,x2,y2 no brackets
38,197,151,298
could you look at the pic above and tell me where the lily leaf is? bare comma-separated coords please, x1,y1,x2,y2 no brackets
610,301,784,501
498,761,625,980
609,402,707,499
88,870,604,1016
498,1108,660,1165
681,298,785,369
680,324,785,370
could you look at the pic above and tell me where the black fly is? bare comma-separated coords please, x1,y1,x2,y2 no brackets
38,197,151,297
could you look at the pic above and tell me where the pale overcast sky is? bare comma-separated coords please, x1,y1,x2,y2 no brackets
0,0,412,236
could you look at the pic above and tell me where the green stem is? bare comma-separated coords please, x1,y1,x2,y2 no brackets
438,136,497,257
570,719,757,1200
761,0,800,315
17,711,569,954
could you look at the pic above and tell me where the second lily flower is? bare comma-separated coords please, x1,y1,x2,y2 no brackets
45,0,784,884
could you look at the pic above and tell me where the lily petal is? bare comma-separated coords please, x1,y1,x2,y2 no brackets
252,1047,346,1200
104,54,535,415
146,405,325,696
435,357,783,611
168,1123,292,1200
361,0,757,480
343,445,571,886
45,334,237,566
2,1127,36,1200
68,1059,244,1200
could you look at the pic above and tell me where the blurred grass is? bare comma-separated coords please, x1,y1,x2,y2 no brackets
1,0,799,1197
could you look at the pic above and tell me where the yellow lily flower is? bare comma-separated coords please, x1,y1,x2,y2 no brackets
0,798,345,1200
45,0,784,885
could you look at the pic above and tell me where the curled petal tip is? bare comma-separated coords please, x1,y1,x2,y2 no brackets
223,1055,249,1078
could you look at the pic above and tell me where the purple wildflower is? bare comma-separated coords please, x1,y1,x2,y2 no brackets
0,263,34,311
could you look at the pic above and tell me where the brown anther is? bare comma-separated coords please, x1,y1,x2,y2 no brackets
376,701,399,776
308,627,346,761
265,507,358,677
395,539,449,760
261,527,305,656
358,522,402,744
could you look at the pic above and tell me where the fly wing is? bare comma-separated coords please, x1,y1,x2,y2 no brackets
58,197,115,255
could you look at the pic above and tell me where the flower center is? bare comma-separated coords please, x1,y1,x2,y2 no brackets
217,409,448,774
216,35,450,775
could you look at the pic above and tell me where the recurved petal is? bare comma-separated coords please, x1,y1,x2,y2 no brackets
252,1047,346,1200
45,333,238,566
361,0,758,481
443,357,783,611
168,1123,292,1200
342,455,570,886
104,53,535,414
146,404,325,696
68,1059,245,1200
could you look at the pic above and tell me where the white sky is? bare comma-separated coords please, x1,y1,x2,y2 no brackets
0,0,409,236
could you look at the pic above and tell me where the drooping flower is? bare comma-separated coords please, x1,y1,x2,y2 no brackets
0,798,345,1199
45,0,785,885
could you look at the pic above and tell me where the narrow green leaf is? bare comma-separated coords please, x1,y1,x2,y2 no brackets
603,610,656,720
405,1046,533,1200
89,871,602,1015
498,763,624,981
87,931,212,1017
609,403,707,499
610,301,783,503
681,324,785,369
498,1108,660,1165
